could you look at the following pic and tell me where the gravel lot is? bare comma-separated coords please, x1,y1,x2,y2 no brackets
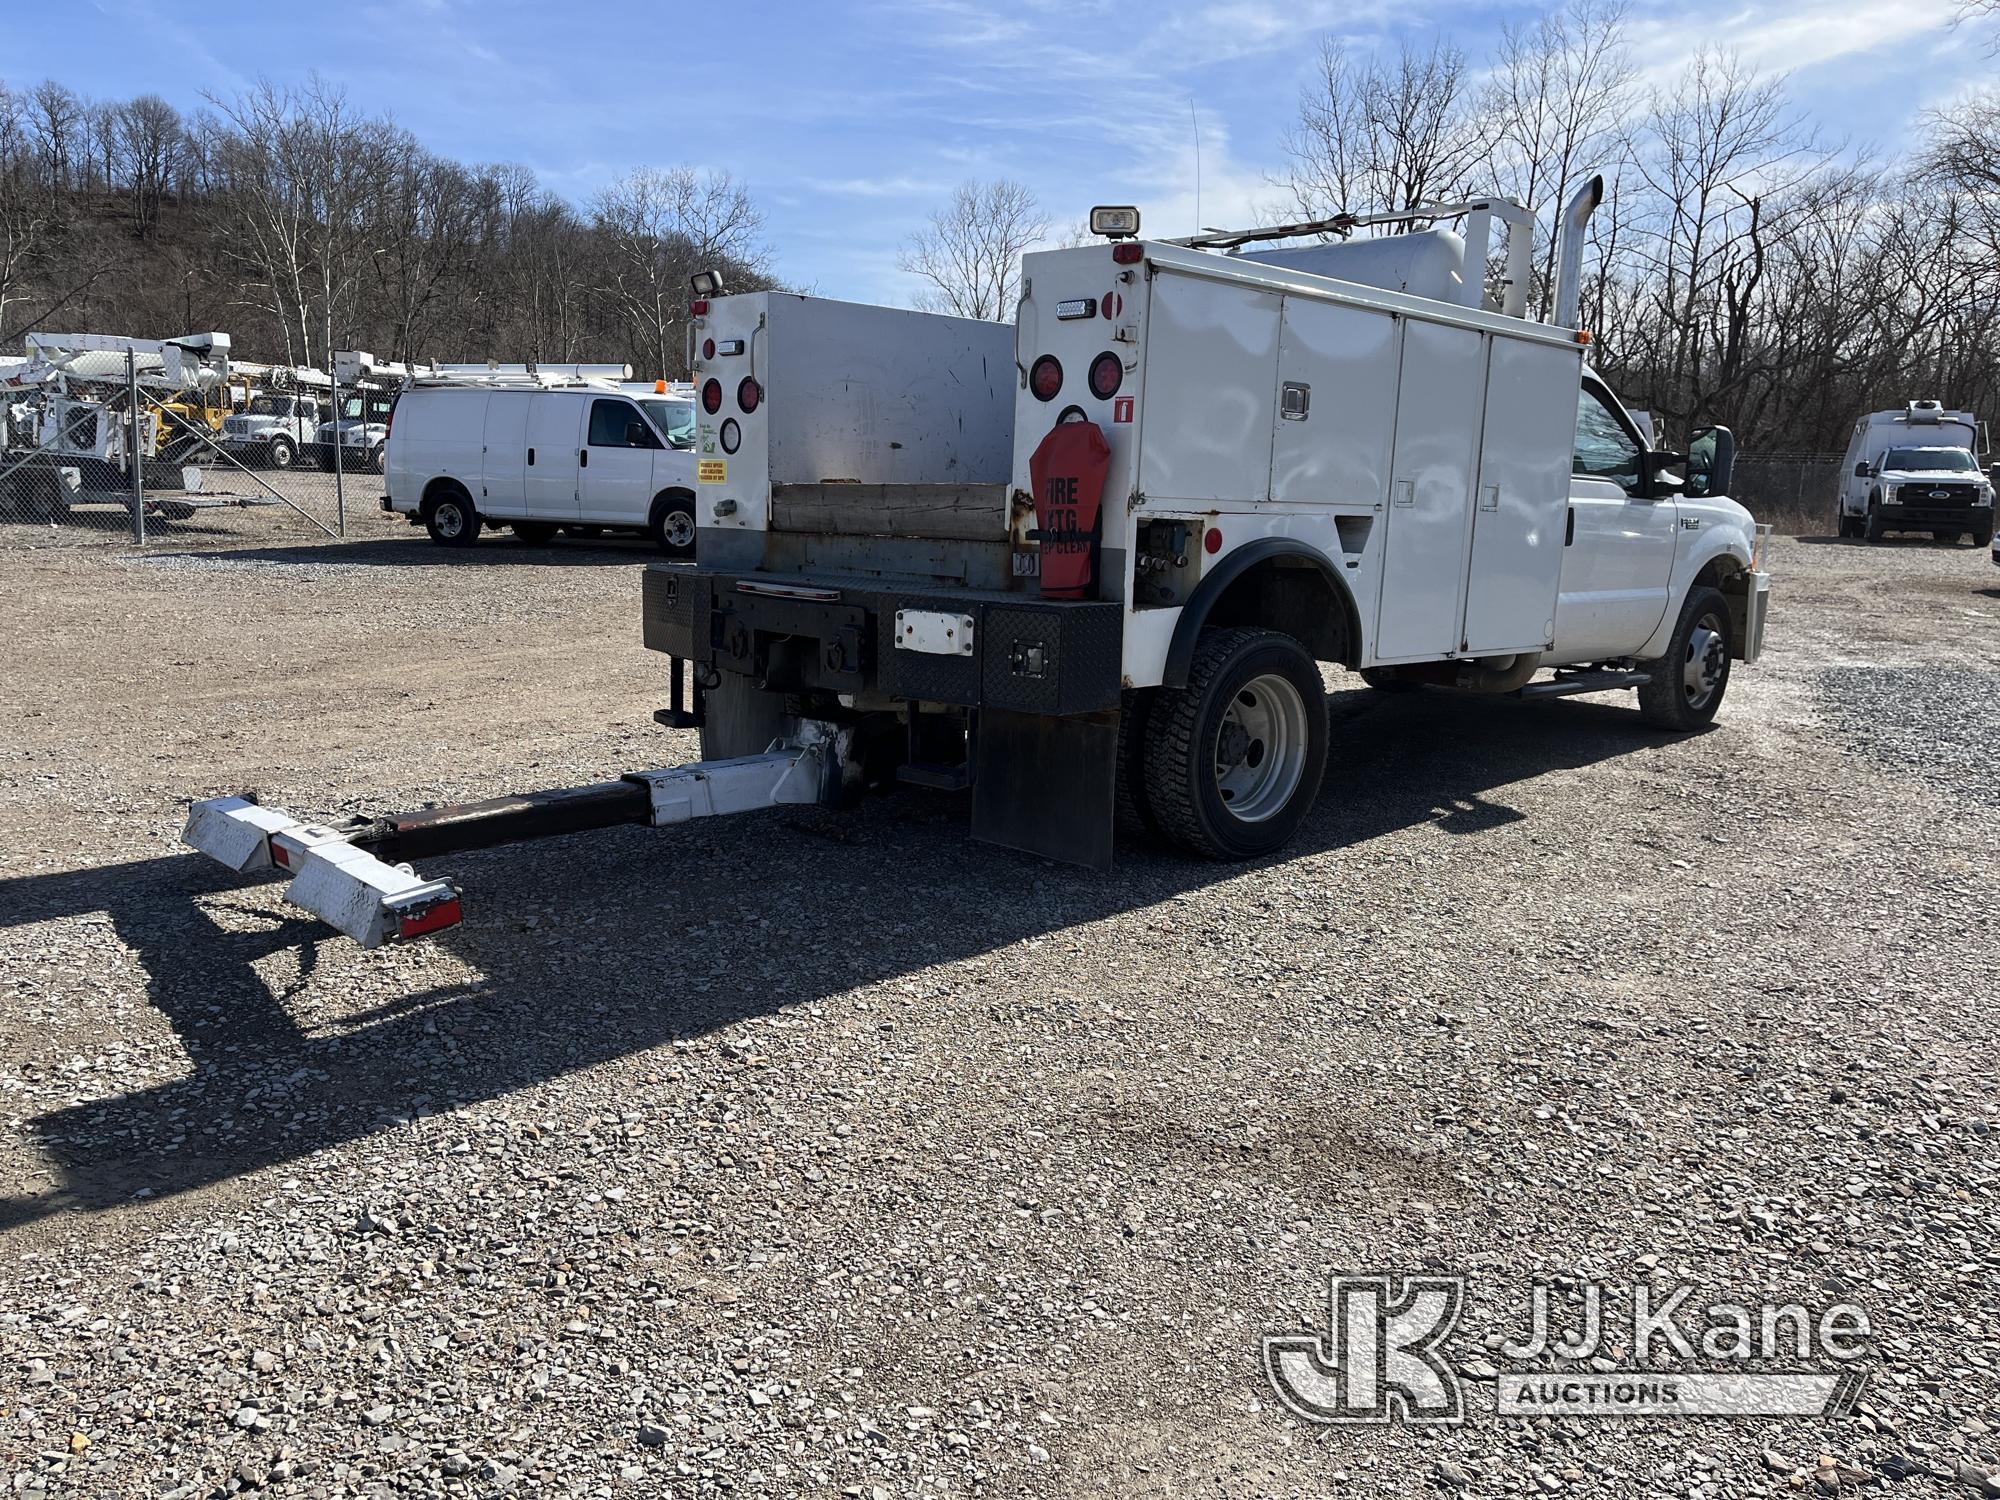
1,524,1995,1500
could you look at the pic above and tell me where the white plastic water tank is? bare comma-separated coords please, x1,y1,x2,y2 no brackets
1233,228,1468,302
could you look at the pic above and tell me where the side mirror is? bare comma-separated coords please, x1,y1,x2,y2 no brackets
1854,462,1872,479
1688,425,1735,499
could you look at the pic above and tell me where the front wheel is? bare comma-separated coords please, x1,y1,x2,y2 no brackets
651,491,696,557
1142,628,1328,860
1637,585,1731,731
267,436,297,470
1973,522,1994,548
423,487,481,548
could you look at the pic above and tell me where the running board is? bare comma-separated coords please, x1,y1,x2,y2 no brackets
179,725,851,948
1517,669,1652,700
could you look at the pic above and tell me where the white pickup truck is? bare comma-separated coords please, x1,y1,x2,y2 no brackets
1835,402,1993,545
179,178,1771,947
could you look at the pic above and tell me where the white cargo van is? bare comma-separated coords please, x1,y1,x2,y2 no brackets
383,372,699,552
1835,401,1993,544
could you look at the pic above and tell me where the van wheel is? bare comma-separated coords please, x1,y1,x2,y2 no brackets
267,436,296,470
423,486,480,547
513,521,559,545
650,492,697,556
1143,628,1328,860
1637,586,1730,731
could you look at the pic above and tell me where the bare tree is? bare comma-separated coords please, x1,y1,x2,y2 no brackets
898,180,1047,320
1285,39,1487,222
594,166,767,376
115,95,186,237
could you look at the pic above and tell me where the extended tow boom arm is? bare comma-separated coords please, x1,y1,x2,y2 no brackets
181,728,849,948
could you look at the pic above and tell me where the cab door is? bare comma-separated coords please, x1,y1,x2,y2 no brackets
1556,380,1677,656
579,397,663,524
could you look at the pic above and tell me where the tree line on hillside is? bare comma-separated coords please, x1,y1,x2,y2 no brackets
0,77,771,378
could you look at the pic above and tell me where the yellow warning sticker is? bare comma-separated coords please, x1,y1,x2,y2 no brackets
698,460,727,484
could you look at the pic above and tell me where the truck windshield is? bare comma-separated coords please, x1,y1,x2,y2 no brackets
640,399,697,448
248,396,293,416
1882,447,1975,471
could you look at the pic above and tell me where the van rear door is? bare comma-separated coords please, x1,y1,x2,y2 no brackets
524,394,583,523
481,393,532,518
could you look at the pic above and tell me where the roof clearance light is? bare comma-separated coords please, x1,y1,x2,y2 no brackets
688,299,710,317
1090,205,1141,240
1111,243,1143,265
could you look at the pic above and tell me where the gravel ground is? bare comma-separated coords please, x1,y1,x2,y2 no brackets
0,525,1995,1500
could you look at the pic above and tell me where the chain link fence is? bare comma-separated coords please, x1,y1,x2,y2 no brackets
0,350,396,549
1726,452,1844,536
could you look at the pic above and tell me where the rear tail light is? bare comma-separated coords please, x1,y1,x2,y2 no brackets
1029,355,1063,402
1112,243,1143,265
1088,351,1123,401
398,896,463,940
737,378,762,414
701,379,722,415
702,338,715,361
689,298,710,316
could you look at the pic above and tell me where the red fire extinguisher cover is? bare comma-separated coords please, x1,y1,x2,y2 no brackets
1028,418,1111,600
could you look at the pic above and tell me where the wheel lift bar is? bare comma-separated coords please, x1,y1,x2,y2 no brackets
181,736,841,948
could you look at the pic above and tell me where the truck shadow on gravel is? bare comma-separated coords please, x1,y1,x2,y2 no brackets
0,687,1659,1232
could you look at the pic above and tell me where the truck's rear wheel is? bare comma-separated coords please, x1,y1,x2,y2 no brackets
1637,585,1731,731
423,486,480,547
1114,689,1159,840
1143,628,1328,860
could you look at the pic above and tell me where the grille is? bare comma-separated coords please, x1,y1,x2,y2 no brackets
1898,482,1977,507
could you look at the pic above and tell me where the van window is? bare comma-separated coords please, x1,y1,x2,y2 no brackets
588,399,660,449
1573,385,1643,497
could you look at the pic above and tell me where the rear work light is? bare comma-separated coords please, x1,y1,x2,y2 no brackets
737,377,762,413
1029,355,1063,402
1111,243,1143,265
701,378,722,415
1088,351,1123,401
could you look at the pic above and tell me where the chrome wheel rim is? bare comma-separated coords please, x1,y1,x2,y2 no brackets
664,509,695,549
1214,672,1310,822
435,503,465,539
1683,614,1726,709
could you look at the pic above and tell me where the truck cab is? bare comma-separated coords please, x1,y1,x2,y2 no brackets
220,390,325,470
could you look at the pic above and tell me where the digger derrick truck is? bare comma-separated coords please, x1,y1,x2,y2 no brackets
181,177,1771,946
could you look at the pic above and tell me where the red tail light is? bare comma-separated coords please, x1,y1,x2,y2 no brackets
398,897,462,940
701,379,722,414
737,378,762,413
1112,244,1143,265
1029,356,1063,402
689,298,710,316
702,338,715,361
1088,351,1123,401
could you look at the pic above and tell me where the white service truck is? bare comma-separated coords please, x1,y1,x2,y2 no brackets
1835,401,1992,545
181,178,1770,945
219,387,327,470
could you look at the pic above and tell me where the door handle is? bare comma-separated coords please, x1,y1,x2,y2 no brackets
579,449,588,468
527,447,535,466
1565,507,1575,546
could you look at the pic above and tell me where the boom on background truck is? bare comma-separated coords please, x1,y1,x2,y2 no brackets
182,176,1770,945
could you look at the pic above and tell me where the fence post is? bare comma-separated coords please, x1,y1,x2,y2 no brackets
127,350,145,546
331,361,346,537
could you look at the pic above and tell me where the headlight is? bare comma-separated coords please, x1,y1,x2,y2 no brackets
1883,490,1902,504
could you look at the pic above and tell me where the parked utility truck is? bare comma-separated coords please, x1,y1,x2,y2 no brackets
181,177,1770,945
1835,401,1992,544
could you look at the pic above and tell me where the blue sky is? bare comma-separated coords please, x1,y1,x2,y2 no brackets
21,0,1981,310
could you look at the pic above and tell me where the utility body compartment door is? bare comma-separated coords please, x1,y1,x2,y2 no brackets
1461,337,1580,654
1136,274,1280,503
1270,297,1399,509
523,393,583,522
480,392,532,518
1374,320,1485,661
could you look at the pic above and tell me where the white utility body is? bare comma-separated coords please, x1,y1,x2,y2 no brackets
1834,401,1993,545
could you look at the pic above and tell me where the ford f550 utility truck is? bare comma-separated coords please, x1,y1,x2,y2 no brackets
1836,402,1992,545
181,179,1769,946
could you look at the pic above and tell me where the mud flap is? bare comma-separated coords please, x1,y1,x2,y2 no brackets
971,707,1118,869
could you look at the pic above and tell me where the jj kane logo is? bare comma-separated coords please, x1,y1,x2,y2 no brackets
1265,1274,1871,1426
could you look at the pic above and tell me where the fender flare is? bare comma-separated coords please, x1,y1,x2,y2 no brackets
1161,537,1361,689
